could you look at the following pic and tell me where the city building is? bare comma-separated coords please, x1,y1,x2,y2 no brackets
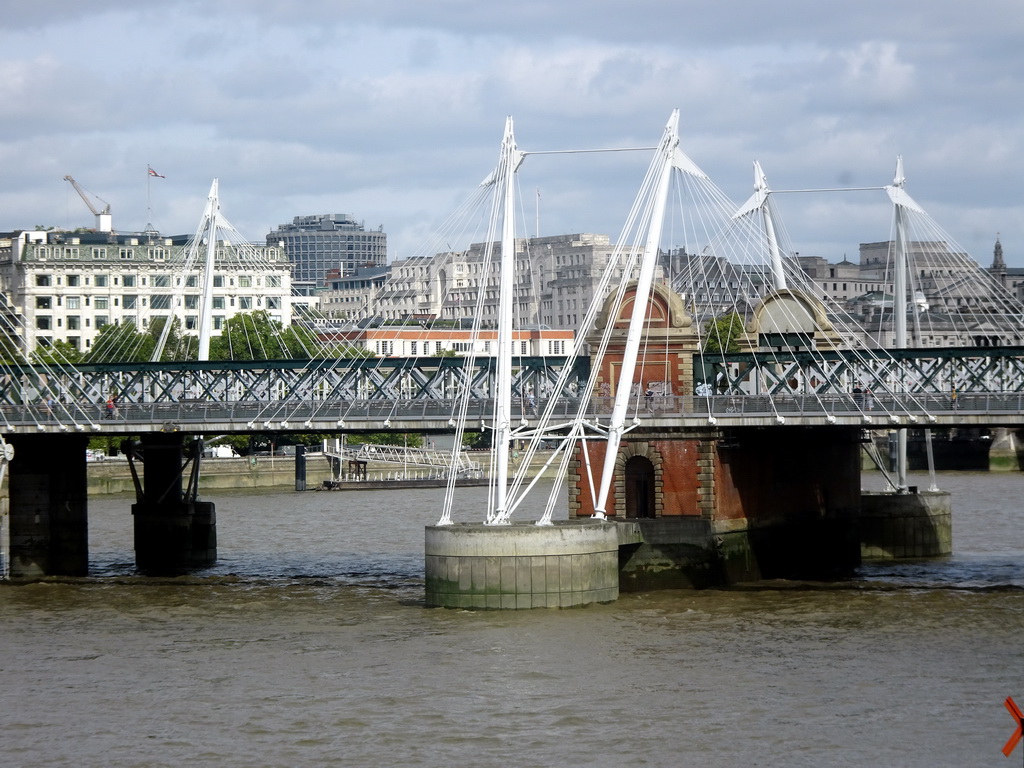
266,214,387,288
318,266,389,323
336,233,659,331
319,326,573,358
0,229,293,355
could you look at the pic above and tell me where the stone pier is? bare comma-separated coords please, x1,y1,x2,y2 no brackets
6,433,90,578
131,433,216,574
860,488,952,560
424,520,636,609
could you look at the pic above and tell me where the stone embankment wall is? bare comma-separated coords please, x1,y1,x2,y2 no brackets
86,450,559,496
88,456,315,495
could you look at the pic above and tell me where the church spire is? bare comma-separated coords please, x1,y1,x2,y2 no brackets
993,234,1006,271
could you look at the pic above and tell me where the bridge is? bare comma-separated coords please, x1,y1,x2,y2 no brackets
4,111,1024,602
2,346,1023,435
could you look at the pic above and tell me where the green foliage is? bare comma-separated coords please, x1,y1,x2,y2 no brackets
32,339,82,364
148,316,198,362
461,431,491,450
85,322,154,363
703,312,745,354
208,312,300,361
0,317,27,364
209,311,371,361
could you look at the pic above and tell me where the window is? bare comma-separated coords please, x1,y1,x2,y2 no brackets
266,275,281,288
410,341,418,355
66,296,80,309
95,316,108,329
152,275,170,288
67,316,80,330
35,275,51,287
94,274,108,287
123,275,136,287
123,295,137,309
185,316,197,330
212,297,225,310
184,295,199,309
62,247,80,259
67,336,80,350
94,297,108,310
266,297,281,310
35,297,51,309
149,248,167,260
186,275,198,288
213,316,225,330
119,248,134,259
36,316,51,330
92,247,107,259
239,275,252,288
151,296,171,310
239,296,252,310
213,275,224,288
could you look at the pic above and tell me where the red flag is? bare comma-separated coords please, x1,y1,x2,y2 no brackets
148,167,165,178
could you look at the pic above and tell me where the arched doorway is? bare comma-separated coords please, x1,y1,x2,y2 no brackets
624,455,656,518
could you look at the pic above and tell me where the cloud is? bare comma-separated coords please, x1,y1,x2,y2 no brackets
0,0,1021,268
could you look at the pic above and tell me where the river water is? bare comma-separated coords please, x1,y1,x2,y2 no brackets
1,472,1022,767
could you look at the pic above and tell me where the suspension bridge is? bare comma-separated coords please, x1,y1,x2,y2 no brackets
3,109,1023,604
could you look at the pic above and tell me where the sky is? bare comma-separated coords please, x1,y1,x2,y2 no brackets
1,0,1022,266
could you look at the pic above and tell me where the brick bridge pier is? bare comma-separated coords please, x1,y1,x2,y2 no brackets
568,282,948,588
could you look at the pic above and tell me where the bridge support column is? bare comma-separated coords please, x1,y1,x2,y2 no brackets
570,427,863,588
860,488,951,559
6,433,89,578
425,521,625,609
131,433,216,574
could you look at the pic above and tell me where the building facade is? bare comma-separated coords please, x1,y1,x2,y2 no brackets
319,327,573,358
267,214,387,287
0,229,293,355
328,233,658,331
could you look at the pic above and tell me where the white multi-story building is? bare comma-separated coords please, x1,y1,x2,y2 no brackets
0,229,294,355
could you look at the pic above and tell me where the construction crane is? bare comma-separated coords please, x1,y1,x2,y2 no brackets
63,175,112,232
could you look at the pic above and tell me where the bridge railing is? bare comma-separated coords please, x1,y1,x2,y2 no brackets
2,391,1021,430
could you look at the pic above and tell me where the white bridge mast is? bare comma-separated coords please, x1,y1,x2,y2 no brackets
593,110,681,517
486,118,525,524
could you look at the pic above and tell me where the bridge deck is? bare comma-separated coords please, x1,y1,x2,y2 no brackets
5,393,1021,435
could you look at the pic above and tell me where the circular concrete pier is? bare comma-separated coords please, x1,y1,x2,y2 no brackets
860,489,952,559
424,520,621,609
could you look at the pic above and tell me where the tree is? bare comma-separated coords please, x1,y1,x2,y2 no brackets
0,316,27,364
85,322,154,363
209,311,371,361
209,311,295,361
148,316,198,362
703,312,745,354
32,339,82,365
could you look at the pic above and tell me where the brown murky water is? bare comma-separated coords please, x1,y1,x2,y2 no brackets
1,473,1022,767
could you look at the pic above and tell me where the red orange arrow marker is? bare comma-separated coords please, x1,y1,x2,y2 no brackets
1004,696,1023,758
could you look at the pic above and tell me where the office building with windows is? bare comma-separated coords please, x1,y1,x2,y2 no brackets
266,213,387,287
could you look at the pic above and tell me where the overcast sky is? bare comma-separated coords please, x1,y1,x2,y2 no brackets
1,1,1022,266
